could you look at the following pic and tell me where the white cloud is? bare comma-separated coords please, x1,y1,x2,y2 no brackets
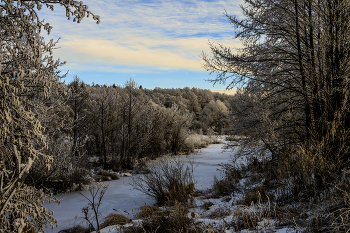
53,36,242,71
38,0,244,71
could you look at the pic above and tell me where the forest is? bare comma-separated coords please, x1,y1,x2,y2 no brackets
25,77,233,193
2,0,350,232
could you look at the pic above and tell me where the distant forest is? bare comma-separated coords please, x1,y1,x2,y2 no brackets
22,76,234,192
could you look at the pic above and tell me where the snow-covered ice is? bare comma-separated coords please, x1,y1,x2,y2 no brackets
44,141,232,233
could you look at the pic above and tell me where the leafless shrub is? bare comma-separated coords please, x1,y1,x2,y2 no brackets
211,163,243,197
79,182,110,233
130,156,196,205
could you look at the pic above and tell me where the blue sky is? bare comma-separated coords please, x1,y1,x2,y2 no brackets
38,0,244,93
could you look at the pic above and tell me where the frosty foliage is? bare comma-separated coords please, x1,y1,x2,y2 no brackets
0,0,99,232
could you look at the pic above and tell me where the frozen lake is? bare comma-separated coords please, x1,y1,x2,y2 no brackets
44,142,233,233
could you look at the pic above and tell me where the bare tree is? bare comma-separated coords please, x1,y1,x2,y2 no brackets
202,0,350,162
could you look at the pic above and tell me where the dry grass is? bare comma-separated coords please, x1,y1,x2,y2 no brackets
58,225,91,233
201,201,215,210
123,202,221,233
99,213,132,229
229,194,276,232
184,134,220,152
135,205,163,219
207,206,232,219
237,185,269,206
95,170,119,182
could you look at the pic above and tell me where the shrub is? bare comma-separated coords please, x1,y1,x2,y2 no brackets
80,182,110,233
184,134,220,151
25,139,92,194
211,176,238,198
130,156,196,205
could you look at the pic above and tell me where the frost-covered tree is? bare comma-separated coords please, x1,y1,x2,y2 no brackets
0,0,99,231
200,100,229,134
202,0,350,161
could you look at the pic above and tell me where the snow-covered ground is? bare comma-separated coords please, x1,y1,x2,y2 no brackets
44,140,294,233
44,142,233,233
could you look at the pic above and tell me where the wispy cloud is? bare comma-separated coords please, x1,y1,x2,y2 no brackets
52,36,242,71
37,0,244,86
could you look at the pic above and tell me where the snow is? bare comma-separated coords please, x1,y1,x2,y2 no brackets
43,176,155,232
44,140,295,232
44,141,232,233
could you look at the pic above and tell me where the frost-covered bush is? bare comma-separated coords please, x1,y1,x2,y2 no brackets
131,156,196,205
184,133,220,151
25,138,92,193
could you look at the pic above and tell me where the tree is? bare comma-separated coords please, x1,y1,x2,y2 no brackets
200,100,229,134
67,76,90,158
202,0,350,162
87,85,119,169
0,0,99,231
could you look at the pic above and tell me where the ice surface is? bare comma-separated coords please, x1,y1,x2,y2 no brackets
44,142,233,233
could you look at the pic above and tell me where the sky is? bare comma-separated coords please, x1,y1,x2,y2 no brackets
37,0,244,94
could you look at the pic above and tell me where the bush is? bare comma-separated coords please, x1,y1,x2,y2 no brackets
130,156,196,205
25,139,92,194
211,164,243,197
184,134,220,152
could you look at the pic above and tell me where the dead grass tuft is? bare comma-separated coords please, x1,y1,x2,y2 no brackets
100,213,132,229
135,205,163,219
207,206,232,219
58,225,90,233
237,184,269,206
96,170,119,182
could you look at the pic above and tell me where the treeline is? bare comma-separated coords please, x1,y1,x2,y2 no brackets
24,77,233,192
